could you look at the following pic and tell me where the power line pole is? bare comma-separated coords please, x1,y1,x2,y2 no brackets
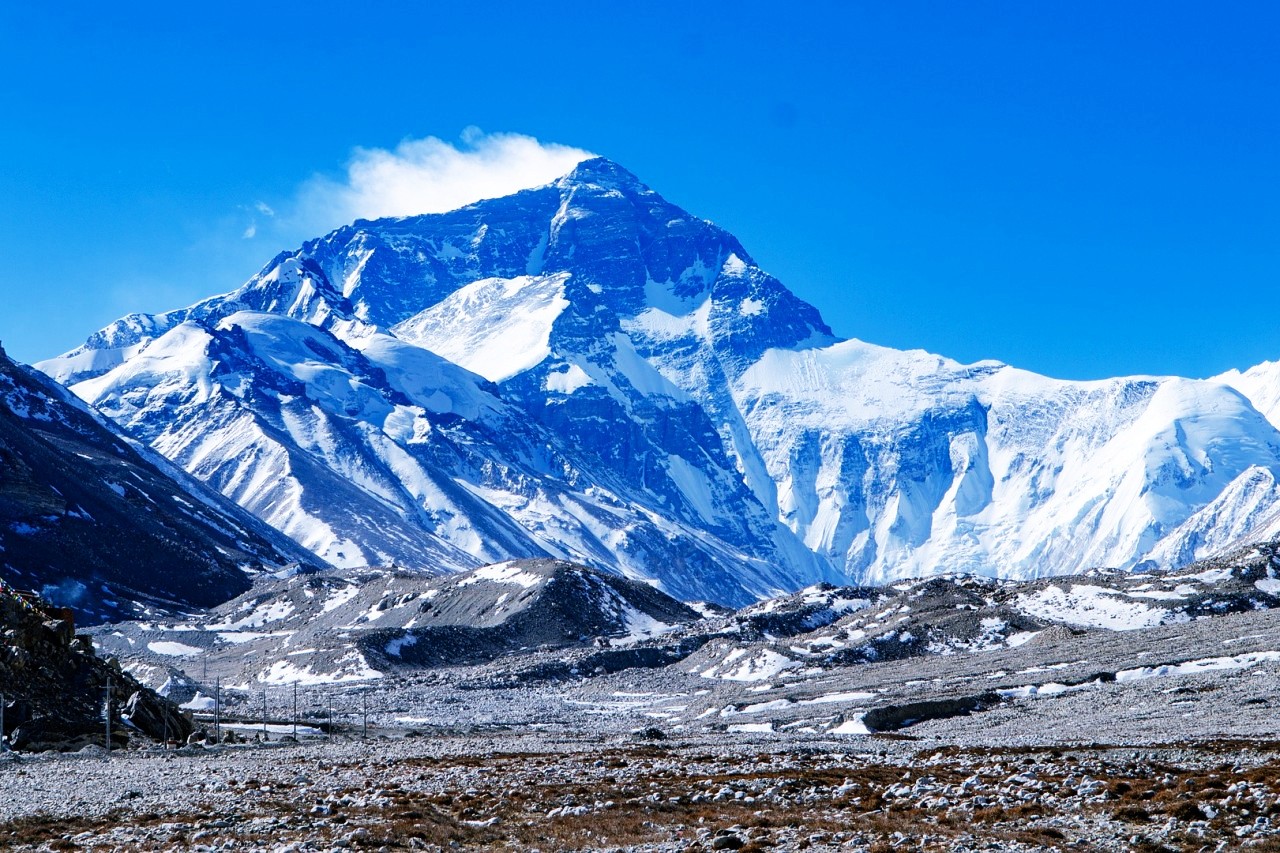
327,693,333,744
262,690,268,742
362,691,368,740
103,679,112,756
213,678,221,745
292,682,298,741
1,692,6,752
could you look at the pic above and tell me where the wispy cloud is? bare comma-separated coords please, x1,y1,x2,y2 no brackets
292,128,594,234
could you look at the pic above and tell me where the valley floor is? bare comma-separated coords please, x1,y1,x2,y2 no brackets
1,727,1278,852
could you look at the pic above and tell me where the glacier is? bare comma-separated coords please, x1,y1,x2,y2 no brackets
36,156,1280,605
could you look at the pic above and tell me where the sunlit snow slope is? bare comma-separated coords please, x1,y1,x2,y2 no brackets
37,157,1280,602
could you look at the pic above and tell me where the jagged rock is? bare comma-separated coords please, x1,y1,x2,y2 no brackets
122,690,193,744
0,584,189,750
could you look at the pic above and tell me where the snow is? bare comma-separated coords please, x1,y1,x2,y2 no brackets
1256,578,1280,595
615,606,675,644
721,253,748,276
739,699,792,714
685,601,723,619
146,641,202,657
385,634,420,657
1014,584,1174,631
391,273,571,382
216,631,278,645
994,650,1280,706
997,681,1094,700
545,363,592,394
209,599,297,630
727,722,773,734
41,155,1280,608
258,653,382,685
181,693,216,711
458,561,545,589
1006,630,1041,648
798,691,876,705
320,586,360,614
704,649,800,682
829,718,871,735
1115,650,1280,683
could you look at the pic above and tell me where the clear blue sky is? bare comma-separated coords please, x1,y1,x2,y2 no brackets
1,2,1277,379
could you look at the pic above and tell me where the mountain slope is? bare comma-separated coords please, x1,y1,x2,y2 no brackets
38,157,1280,601
0,343,317,622
93,559,706,690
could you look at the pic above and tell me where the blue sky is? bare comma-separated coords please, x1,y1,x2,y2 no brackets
1,2,1277,379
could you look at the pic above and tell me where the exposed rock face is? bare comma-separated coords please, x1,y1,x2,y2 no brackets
0,343,319,623
0,581,191,751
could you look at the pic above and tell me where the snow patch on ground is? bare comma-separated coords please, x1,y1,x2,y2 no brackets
829,718,871,735
458,562,545,589
1014,584,1173,631
258,653,382,685
146,641,202,657
703,649,800,682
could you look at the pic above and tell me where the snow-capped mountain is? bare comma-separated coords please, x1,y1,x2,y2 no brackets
37,157,1280,603
0,342,316,622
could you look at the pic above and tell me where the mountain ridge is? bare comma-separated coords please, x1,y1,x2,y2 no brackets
36,158,1280,604
0,340,319,623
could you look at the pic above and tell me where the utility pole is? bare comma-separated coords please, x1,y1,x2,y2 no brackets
262,690,268,741
362,691,368,740
214,678,221,745
1,692,6,752
103,679,112,755
292,682,297,741
327,694,334,743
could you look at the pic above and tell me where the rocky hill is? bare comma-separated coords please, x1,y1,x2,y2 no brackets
93,559,706,696
0,579,190,751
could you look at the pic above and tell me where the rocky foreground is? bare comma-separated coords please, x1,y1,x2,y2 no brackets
0,730,1278,851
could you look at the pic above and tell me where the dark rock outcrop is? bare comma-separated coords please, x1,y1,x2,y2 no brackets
0,582,192,751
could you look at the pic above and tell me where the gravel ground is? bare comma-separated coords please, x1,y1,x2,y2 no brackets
2,717,1279,850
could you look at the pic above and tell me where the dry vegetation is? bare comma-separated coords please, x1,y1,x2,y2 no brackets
1,735,1279,851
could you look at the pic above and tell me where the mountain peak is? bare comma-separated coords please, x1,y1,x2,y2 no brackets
558,156,649,193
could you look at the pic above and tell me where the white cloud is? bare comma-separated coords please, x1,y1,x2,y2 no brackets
254,201,275,217
293,128,594,233
242,224,257,239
